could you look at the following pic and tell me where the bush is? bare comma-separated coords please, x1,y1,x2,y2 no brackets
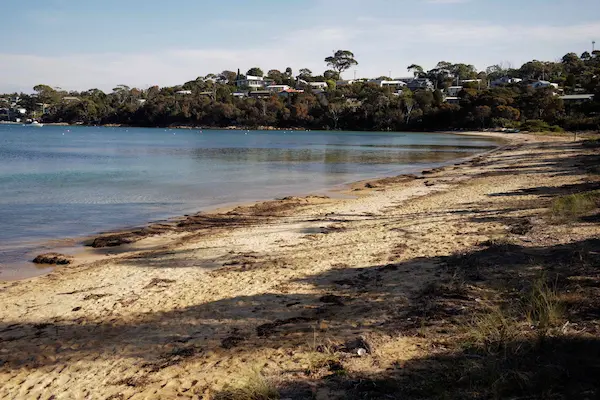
550,191,600,222
215,369,279,400
521,120,550,132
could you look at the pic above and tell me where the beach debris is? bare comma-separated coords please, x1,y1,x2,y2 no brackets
342,336,372,355
32,252,73,265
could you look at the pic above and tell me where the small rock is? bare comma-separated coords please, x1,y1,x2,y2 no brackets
33,253,73,265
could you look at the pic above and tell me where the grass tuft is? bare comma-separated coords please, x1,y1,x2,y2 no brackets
525,277,564,335
214,369,279,400
550,190,600,222
469,305,521,354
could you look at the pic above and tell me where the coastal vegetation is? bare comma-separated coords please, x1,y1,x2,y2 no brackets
2,50,599,132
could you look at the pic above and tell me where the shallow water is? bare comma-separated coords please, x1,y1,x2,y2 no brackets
0,125,500,279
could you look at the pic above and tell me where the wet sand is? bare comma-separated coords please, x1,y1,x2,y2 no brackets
0,132,596,398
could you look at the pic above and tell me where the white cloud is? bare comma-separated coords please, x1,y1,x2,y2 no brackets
1,19,598,92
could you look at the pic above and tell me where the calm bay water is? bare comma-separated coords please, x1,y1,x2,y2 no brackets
0,125,500,279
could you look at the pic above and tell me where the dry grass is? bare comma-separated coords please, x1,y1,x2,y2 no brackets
214,369,279,400
525,277,565,334
469,305,522,354
550,190,600,222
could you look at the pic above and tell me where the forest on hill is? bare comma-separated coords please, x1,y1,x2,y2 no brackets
3,49,600,132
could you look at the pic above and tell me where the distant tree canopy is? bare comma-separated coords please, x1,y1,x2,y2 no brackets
325,50,358,75
5,49,599,132
246,67,264,77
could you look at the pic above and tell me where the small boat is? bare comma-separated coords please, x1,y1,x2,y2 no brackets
31,121,44,127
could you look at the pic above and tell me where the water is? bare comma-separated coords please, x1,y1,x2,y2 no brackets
0,125,500,279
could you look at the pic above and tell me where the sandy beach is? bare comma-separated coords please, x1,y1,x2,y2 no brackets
1,132,599,399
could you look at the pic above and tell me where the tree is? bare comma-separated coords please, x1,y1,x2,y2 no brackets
407,64,424,78
33,84,60,105
325,50,358,75
246,67,264,77
298,68,313,80
220,70,237,84
323,70,340,81
267,69,284,84
474,105,492,128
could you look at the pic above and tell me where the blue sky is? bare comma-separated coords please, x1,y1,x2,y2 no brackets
1,0,599,92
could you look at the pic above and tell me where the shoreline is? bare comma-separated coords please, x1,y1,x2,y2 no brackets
1,131,597,398
1,131,508,281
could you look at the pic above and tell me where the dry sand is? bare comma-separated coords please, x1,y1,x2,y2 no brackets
0,132,597,399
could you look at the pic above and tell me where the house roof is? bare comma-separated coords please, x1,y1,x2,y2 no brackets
559,94,594,100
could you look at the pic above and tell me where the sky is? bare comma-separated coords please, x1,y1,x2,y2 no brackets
1,0,599,93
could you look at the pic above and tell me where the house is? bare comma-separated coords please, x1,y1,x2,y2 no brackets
309,82,328,91
278,88,304,98
16,108,27,115
236,75,266,90
528,80,559,90
459,79,482,85
137,99,147,105
369,79,407,90
296,79,328,92
445,96,460,105
446,86,463,97
248,90,272,98
232,92,247,98
176,90,192,95
405,78,434,91
559,94,594,103
266,84,291,93
62,96,81,103
336,79,359,86
491,77,523,88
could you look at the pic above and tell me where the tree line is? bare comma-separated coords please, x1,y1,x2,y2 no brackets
5,49,600,132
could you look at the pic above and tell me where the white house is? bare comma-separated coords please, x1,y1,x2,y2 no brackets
236,75,266,90
491,77,523,88
266,84,291,93
529,81,559,90
369,80,407,90
309,81,328,91
446,86,463,97
176,90,192,95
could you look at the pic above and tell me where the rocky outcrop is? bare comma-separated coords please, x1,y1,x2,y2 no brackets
32,253,73,265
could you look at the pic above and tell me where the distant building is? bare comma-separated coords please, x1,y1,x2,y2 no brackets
559,94,594,103
236,75,266,91
459,79,483,85
278,88,304,98
266,84,291,93
529,80,559,90
491,77,523,88
175,90,192,95
137,99,147,105
16,108,27,115
248,90,272,98
405,78,434,91
446,86,463,97
368,79,407,90
336,79,359,86
445,96,460,105
62,96,81,103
